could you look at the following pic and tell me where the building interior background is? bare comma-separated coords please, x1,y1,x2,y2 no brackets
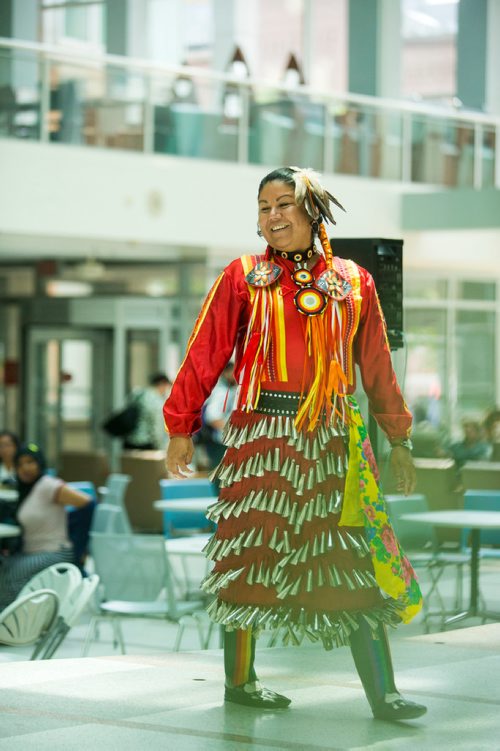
1,0,499,473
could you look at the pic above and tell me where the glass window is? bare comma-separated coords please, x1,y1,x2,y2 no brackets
401,0,458,103
456,309,496,418
42,0,105,51
457,281,496,301
404,276,448,301
404,308,448,430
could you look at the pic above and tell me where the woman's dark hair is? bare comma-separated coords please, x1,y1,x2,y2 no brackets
258,167,295,197
149,372,171,386
15,443,47,503
0,430,21,453
15,443,47,473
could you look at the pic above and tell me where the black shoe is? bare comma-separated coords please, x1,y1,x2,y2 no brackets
372,697,427,722
224,684,291,709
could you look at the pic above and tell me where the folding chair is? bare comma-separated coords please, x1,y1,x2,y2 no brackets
0,589,59,653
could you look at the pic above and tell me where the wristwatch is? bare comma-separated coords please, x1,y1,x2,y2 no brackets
390,438,413,451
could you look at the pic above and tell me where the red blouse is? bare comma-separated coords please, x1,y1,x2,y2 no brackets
163,254,412,441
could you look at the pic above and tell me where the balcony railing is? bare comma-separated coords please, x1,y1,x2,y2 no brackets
1,37,499,189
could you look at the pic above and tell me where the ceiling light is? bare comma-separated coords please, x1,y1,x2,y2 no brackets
73,258,106,280
46,280,93,297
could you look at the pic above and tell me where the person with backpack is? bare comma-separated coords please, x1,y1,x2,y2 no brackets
123,373,172,451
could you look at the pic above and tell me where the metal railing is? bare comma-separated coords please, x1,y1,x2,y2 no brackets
1,37,499,189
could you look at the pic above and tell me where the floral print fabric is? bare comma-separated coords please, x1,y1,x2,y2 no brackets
340,396,423,623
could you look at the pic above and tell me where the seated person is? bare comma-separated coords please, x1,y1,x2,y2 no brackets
484,407,500,461
410,403,449,459
0,430,20,488
450,418,490,468
0,443,90,611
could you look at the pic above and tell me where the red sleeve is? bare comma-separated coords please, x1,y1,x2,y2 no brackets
163,266,248,435
353,269,412,441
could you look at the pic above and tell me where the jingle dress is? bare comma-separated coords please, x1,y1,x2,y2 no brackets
163,248,423,650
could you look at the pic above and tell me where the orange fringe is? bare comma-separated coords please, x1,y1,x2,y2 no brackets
295,224,349,432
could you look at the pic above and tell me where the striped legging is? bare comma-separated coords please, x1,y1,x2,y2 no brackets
0,547,74,611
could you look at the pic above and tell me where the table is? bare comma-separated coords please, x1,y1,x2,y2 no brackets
400,510,500,625
0,488,18,502
0,523,21,538
154,498,215,513
165,534,211,556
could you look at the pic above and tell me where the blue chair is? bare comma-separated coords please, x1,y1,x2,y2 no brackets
461,490,500,558
159,478,217,539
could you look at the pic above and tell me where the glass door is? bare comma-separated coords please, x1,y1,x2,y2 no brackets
26,327,112,468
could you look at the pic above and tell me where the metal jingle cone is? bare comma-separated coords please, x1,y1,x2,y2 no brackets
306,569,314,592
306,467,315,490
282,529,291,554
337,530,349,551
280,456,290,478
320,531,327,554
312,535,320,557
329,565,342,587
242,527,256,547
268,527,279,549
317,566,325,587
245,564,255,585
343,571,356,591
273,447,281,471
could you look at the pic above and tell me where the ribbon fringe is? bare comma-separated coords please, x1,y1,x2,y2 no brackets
205,596,404,651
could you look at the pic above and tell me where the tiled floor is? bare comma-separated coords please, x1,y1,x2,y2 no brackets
0,559,499,750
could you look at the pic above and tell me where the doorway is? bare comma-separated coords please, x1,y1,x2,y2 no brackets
25,328,112,468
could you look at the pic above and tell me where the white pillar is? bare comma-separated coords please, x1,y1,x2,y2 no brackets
376,0,401,99
148,0,184,65
486,0,500,114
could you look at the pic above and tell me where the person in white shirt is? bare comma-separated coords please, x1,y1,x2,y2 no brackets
202,363,237,469
0,443,90,610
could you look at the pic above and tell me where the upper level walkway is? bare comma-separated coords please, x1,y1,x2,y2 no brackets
1,38,499,191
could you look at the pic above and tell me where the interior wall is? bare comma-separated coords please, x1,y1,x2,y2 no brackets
1,138,500,282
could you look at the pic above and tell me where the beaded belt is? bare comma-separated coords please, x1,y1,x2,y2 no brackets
255,390,301,416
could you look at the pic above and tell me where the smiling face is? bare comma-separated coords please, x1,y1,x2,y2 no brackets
258,180,313,252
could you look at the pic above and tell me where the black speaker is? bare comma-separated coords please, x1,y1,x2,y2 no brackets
331,237,404,350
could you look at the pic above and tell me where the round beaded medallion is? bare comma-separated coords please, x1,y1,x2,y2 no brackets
291,268,314,287
294,287,327,316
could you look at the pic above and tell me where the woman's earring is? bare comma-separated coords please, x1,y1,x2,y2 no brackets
310,220,319,235
256,224,263,237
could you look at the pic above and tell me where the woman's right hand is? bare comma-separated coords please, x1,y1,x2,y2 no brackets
166,436,195,478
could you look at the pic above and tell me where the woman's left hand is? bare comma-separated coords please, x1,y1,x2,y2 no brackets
390,446,416,495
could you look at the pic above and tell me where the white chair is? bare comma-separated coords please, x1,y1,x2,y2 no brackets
0,589,59,648
35,574,100,659
91,503,132,534
83,531,207,655
98,473,131,510
19,562,82,607
18,562,84,659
